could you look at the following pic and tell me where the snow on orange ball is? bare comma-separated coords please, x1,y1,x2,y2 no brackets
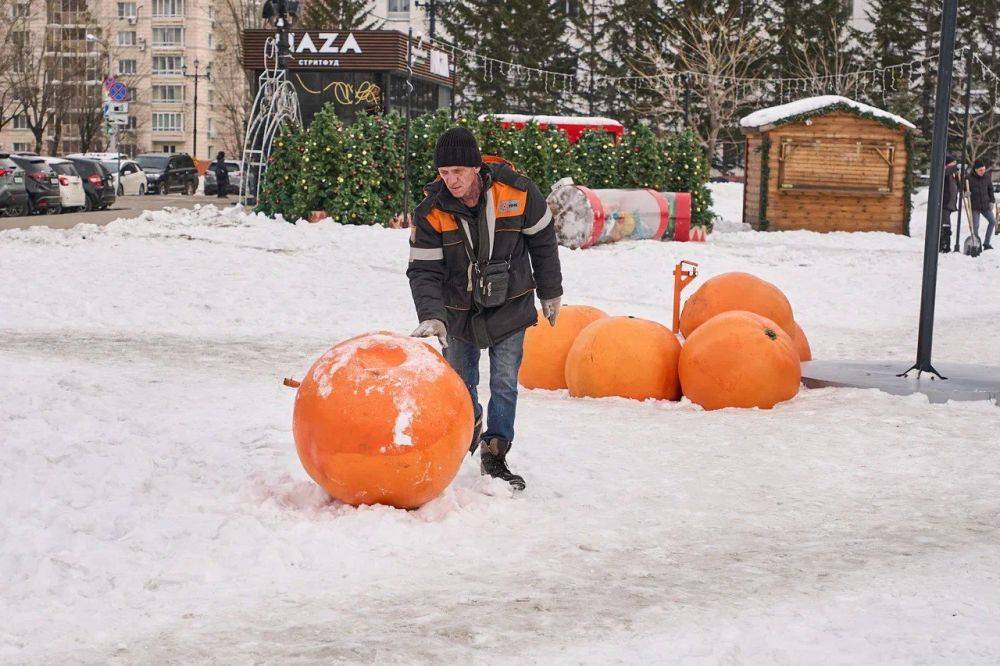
519,305,608,390
679,311,801,411
679,271,796,339
292,332,474,509
565,316,682,401
791,322,812,361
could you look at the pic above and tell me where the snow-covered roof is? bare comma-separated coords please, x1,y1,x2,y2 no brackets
740,96,915,130
480,114,624,127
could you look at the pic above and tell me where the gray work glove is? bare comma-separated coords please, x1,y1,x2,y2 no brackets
411,319,448,348
541,296,561,327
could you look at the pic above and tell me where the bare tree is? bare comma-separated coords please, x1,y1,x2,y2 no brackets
637,9,772,163
211,0,262,156
788,19,864,100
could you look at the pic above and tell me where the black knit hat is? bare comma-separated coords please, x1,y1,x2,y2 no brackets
973,158,987,170
434,127,481,168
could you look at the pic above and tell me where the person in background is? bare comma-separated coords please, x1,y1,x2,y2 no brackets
213,151,230,199
941,153,959,253
967,159,996,250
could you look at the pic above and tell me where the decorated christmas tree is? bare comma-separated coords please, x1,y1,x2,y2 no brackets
256,125,306,221
662,130,714,230
615,124,669,191
573,130,619,188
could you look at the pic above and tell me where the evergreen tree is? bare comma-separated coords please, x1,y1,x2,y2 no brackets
300,0,383,29
662,130,714,230
615,124,669,190
573,129,618,188
257,127,306,221
441,0,579,114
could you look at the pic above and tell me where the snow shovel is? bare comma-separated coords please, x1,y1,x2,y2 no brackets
962,183,982,257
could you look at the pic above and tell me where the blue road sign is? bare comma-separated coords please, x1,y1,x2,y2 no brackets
109,82,128,102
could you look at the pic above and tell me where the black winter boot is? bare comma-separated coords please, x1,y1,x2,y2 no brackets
940,224,952,253
480,437,525,491
469,415,483,455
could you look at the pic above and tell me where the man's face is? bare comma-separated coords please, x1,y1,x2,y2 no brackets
438,166,481,200
976,166,987,176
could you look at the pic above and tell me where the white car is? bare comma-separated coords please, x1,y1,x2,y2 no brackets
66,153,145,195
42,157,86,211
114,160,147,196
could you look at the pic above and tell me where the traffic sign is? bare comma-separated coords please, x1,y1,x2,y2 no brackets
108,81,128,102
107,112,129,126
103,102,128,115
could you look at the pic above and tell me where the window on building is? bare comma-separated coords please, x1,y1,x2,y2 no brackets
207,32,214,49
118,30,136,46
152,112,183,132
13,114,29,130
118,59,137,75
152,27,184,46
152,55,184,75
14,2,30,17
207,88,215,104
206,117,214,137
126,116,137,129
388,0,408,11
152,84,184,102
160,144,177,153
13,142,32,152
117,2,136,18
152,0,183,16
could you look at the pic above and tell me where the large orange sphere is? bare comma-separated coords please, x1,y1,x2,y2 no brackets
791,322,812,361
679,311,801,410
565,316,682,401
292,332,473,509
519,305,608,390
680,272,795,339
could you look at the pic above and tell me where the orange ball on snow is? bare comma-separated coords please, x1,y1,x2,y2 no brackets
292,332,473,509
791,322,812,362
519,304,609,390
565,316,682,401
679,311,801,410
679,271,795,339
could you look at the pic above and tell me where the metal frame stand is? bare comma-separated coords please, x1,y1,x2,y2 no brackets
240,31,302,207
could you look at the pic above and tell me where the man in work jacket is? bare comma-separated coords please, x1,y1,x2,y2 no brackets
407,127,563,491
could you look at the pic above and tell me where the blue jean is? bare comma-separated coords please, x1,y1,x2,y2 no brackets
443,330,525,443
972,207,997,247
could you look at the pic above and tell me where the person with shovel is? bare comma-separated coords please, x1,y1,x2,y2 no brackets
967,159,996,251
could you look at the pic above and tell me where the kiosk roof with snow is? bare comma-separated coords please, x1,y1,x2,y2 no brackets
739,95,915,234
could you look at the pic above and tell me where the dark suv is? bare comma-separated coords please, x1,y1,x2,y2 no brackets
68,157,117,210
136,153,199,195
10,155,61,214
0,154,29,216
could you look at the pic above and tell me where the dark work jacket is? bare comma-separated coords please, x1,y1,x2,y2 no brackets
968,169,995,212
213,159,230,188
944,165,959,212
406,160,562,347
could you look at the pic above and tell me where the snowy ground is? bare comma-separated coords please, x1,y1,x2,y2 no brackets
1,185,998,664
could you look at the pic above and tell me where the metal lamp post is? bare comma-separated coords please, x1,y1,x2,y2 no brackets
182,59,211,158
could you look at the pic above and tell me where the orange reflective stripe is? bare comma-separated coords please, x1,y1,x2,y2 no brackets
491,181,527,218
426,208,459,232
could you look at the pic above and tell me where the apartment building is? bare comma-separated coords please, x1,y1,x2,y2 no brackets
1,0,430,159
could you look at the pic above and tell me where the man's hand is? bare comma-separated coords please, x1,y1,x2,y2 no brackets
411,319,448,348
541,296,561,327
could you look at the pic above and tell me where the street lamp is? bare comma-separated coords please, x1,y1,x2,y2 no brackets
182,58,211,158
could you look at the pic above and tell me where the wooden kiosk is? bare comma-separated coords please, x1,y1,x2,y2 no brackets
740,96,916,234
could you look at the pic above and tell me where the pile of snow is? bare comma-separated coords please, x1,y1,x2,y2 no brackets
740,95,916,130
1,192,998,662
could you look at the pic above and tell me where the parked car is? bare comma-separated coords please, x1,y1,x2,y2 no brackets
204,160,243,195
115,160,148,195
43,157,87,211
10,155,61,214
67,157,117,210
0,154,29,216
136,153,199,195
66,153,142,195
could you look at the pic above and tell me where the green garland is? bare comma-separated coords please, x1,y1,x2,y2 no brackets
758,135,771,231
752,101,914,132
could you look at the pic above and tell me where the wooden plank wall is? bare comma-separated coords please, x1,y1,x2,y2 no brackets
743,136,762,228
764,112,907,234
